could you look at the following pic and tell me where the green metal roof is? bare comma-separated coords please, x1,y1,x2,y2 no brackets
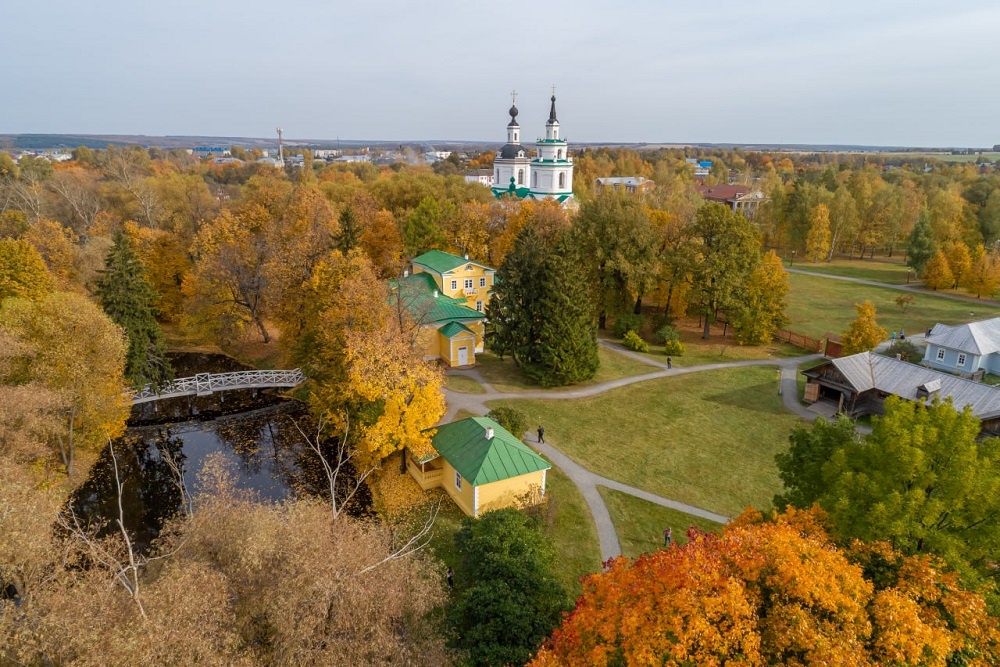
411,249,492,274
426,417,551,485
438,321,475,339
391,272,485,324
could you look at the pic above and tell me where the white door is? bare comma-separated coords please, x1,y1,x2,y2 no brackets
457,346,469,366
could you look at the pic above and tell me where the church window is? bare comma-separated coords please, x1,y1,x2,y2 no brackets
514,131,518,141
532,172,537,187
557,149,563,159
558,172,566,189
495,169,499,180
518,169,524,185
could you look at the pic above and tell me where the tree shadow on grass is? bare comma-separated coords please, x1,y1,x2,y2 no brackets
702,380,786,415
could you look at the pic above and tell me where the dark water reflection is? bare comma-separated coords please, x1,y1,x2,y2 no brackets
69,353,370,552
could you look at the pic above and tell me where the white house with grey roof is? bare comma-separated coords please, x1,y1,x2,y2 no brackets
922,317,1000,377
802,351,1000,434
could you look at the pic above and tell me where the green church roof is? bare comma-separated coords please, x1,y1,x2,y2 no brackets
425,417,551,485
390,272,484,324
411,249,492,275
438,321,475,339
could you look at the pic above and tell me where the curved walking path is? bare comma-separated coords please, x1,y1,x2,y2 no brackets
787,267,1000,307
444,342,825,562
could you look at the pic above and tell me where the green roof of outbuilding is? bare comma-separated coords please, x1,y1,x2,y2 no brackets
438,321,475,338
411,249,492,274
426,417,551,485
390,272,484,324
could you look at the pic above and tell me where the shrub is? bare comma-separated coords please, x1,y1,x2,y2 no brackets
880,340,921,363
654,325,681,345
613,313,645,339
663,339,686,357
622,330,649,353
486,406,528,440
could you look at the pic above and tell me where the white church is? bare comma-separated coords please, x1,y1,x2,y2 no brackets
490,92,576,205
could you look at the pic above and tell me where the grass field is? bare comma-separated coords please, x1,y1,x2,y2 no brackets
444,374,486,394
490,366,802,517
474,345,658,393
791,258,911,285
786,272,1000,339
876,151,1000,164
599,487,724,560
622,318,808,367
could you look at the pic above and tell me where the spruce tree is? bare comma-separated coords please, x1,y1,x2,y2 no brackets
335,204,361,255
906,209,936,276
531,235,599,386
95,231,173,390
485,225,546,367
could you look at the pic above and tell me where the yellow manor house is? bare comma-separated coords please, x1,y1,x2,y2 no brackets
391,250,494,367
407,417,551,517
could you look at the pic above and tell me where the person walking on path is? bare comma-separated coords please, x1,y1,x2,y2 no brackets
446,567,454,590
537,425,545,444
892,331,897,341
663,527,672,547
666,356,672,369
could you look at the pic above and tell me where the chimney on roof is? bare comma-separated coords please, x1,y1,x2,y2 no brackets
433,289,438,298
485,427,494,440
403,269,409,277
465,253,469,260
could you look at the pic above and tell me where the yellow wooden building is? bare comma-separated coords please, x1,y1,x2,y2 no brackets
407,417,550,517
391,250,495,367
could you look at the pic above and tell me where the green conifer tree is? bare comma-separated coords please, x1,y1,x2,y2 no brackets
906,209,936,276
335,204,360,255
95,231,173,390
531,235,599,386
485,225,546,367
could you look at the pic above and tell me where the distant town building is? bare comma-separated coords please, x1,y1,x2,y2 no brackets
686,158,712,178
192,146,231,158
312,149,342,159
210,157,244,165
464,169,495,188
491,91,575,206
694,183,766,217
595,176,655,194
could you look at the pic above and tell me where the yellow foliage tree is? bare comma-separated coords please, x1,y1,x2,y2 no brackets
923,250,954,291
947,241,972,289
0,292,129,476
805,203,832,263
361,209,404,278
964,243,1000,298
24,217,78,288
0,238,54,302
842,300,887,354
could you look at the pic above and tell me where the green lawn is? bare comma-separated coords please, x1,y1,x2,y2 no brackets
490,366,802,517
599,487,724,560
444,374,486,394
633,336,807,368
786,272,1000,339
474,345,658,393
791,258,911,285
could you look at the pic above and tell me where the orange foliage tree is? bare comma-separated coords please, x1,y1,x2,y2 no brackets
530,508,1000,667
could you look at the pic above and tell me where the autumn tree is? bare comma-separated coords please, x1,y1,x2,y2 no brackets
403,196,446,256
947,241,972,288
804,203,831,262
687,202,761,339
335,203,360,254
450,508,570,666
841,300,887,354
776,396,1000,596
730,249,789,345
24,217,79,287
964,243,1000,298
0,238,54,302
530,508,1000,666
923,250,954,291
361,209,404,278
0,292,129,476
574,191,656,328
95,231,173,390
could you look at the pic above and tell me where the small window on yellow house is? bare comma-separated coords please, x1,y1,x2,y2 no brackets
476,300,483,312
454,471,462,491
479,277,486,288
450,279,457,290
464,278,474,290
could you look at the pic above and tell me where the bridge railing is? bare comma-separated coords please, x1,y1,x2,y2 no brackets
131,369,305,404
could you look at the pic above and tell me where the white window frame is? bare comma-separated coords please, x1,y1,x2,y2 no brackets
958,353,967,367
464,278,474,290
450,279,457,291
454,471,462,491
936,348,946,361
479,277,486,288
476,300,483,312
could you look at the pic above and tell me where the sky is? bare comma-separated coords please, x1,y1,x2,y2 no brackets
4,0,999,147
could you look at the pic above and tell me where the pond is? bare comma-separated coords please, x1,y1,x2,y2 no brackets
68,353,369,551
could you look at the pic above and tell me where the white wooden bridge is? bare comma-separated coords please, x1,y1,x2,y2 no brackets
131,369,305,405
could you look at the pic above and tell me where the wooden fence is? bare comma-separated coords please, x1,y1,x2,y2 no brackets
773,329,824,353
